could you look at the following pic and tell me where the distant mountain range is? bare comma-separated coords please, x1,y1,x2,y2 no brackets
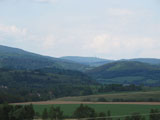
1,45,160,71
1,45,160,87
61,56,160,67
127,58,160,65
61,56,114,67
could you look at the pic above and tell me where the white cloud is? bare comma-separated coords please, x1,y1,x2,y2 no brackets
42,35,56,48
84,34,160,59
0,24,27,37
108,8,134,16
0,23,57,55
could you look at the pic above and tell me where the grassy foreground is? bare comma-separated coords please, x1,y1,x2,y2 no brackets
33,104,160,117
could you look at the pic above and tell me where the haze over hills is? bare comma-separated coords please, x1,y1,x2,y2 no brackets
61,56,114,67
61,56,160,67
87,61,160,86
128,58,160,65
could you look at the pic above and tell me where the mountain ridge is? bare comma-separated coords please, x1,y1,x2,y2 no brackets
61,56,160,67
61,56,114,67
0,45,89,71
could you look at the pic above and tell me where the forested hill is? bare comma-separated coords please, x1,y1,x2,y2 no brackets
86,61,160,86
0,45,88,71
0,67,96,103
129,58,160,65
61,56,160,67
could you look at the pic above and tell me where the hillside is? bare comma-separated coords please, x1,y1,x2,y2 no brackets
61,56,160,67
86,61,160,86
0,45,88,71
61,56,113,67
0,67,96,103
129,58,160,65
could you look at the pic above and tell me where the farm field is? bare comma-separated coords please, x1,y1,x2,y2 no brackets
12,90,160,119
33,104,160,118
54,91,160,102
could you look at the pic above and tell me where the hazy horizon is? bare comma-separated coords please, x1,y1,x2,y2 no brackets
0,0,159,59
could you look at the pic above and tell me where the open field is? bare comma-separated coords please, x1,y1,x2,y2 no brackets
12,91,160,119
54,91,160,102
32,104,160,118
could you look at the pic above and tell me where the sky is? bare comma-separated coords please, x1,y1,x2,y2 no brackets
0,0,160,59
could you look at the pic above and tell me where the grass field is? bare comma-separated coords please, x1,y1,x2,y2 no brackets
13,90,160,119
33,104,160,118
54,91,160,102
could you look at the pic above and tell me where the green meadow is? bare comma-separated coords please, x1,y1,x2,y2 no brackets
33,104,160,117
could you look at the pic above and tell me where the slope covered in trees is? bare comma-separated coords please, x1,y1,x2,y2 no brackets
0,45,88,71
0,67,96,103
0,67,143,103
87,61,160,86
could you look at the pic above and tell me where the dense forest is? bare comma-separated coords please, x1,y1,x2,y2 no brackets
0,67,95,103
0,68,142,103
87,61,160,86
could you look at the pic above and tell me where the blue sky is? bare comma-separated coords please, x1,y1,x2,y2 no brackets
0,0,160,59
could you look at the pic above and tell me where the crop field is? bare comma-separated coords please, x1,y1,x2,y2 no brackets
13,90,160,119
33,104,160,117
54,91,160,102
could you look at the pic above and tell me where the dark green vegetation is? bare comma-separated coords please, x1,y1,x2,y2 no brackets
0,104,34,120
129,58,160,65
34,104,160,120
0,67,97,103
41,105,63,120
0,67,141,103
87,61,160,86
55,90,160,102
0,45,88,71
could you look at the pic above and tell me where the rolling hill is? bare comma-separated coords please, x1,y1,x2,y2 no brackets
129,58,160,65
61,56,160,67
0,45,88,71
86,61,160,86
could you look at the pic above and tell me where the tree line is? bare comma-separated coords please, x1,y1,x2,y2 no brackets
0,103,35,120
1,104,159,120
0,83,142,104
